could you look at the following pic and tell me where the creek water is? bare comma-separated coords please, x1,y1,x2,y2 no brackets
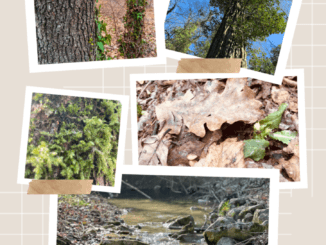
108,191,213,244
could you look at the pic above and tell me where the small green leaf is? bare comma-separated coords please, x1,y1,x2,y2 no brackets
269,130,297,145
97,42,104,51
259,103,288,130
244,139,269,161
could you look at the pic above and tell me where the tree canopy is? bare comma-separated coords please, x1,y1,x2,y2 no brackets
165,0,290,73
248,44,281,74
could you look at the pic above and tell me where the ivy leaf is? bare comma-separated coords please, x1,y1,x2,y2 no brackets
97,42,104,52
243,139,269,161
269,131,298,145
258,103,288,131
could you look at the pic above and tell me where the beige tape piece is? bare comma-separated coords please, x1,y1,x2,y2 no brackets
27,180,93,194
176,58,242,73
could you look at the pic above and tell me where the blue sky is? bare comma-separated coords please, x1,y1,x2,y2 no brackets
165,0,292,58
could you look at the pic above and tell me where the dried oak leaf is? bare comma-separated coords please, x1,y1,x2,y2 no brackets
277,137,300,181
156,78,264,138
194,138,245,168
138,136,169,166
271,86,290,105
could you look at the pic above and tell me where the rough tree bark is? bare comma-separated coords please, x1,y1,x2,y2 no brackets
205,1,247,68
35,0,97,64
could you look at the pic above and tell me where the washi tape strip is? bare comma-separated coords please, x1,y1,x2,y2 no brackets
27,180,93,194
176,58,242,73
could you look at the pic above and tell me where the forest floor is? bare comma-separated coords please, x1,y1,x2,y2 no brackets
137,77,300,182
96,0,157,60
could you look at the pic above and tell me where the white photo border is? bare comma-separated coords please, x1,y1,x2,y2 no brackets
17,86,129,193
49,167,280,245
25,0,167,73
164,0,303,85
130,69,308,190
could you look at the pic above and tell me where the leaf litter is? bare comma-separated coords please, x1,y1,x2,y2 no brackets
137,77,301,182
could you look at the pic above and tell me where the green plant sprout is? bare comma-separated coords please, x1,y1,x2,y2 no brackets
219,200,231,216
137,104,143,119
244,103,297,161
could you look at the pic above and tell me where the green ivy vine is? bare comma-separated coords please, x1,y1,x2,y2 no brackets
91,0,113,61
118,0,148,58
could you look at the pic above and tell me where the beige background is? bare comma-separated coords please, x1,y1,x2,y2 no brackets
0,0,325,244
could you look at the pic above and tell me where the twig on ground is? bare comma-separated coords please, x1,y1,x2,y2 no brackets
283,77,297,87
179,178,189,195
122,180,153,200
210,189,220,202
138,80,154,100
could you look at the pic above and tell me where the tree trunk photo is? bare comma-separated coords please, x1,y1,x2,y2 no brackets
205,1,240,58
165,0,289,73
35,0,97,64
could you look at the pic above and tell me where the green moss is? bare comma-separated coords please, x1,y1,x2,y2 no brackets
26,94,121,186
204,224,268,245
58,195,90,207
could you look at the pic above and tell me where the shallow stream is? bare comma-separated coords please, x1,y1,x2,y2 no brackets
108,198,213,244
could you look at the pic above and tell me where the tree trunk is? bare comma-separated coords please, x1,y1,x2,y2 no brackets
226,41,248,68
35,0,97,64
206,0,247,67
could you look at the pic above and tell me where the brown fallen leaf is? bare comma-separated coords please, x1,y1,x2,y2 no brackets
194,138,245,168
278,156,300,182
245,159,263,168
168,141,205,166
200,129,223,158
291,114,299,132
272,86,290,105
139,135,170,166
283,137,299,157
156,78,264,138
261,82,272,99
289,100,298,113
189,160,198,167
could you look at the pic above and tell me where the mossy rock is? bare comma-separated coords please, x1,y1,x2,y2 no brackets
208,217,235,230
165,215,194,228
226,207,245,220
209,213,218,223
238,204,264,220
203,223,268,245
108,221,122,226
252,209,269,224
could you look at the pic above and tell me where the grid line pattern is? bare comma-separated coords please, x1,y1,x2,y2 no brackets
1,1,325,244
